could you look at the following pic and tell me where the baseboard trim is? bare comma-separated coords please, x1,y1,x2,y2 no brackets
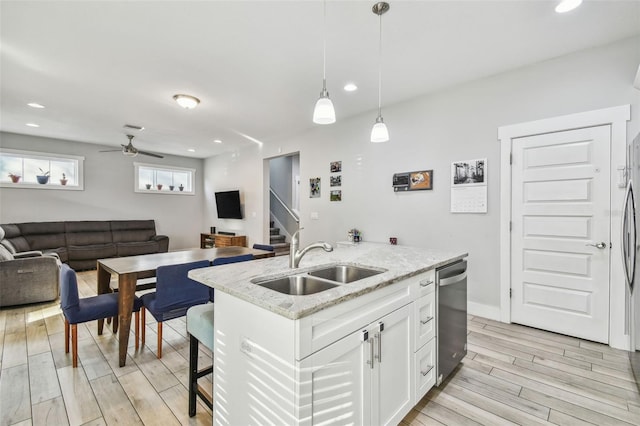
468,301,501,321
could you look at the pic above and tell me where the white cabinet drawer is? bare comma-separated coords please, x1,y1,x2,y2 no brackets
414,338,436,404
414,291,435,349
416,270,435,297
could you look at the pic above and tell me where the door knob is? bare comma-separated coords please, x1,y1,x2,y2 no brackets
585,242,607,249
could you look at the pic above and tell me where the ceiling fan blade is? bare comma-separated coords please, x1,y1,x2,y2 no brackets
138,150,164,159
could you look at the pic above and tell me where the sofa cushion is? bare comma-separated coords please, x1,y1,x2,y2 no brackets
45,247,68,263
111,220,156,243
17,222,66,251
116,241,160,257
0,245,14,261
66,221,113,245
67,243,116,260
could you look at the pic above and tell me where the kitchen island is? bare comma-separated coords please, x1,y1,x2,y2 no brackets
189,242,467,425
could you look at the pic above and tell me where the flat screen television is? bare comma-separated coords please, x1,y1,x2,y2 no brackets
215,190,243,219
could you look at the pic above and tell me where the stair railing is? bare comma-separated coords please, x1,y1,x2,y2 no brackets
270,187,300,225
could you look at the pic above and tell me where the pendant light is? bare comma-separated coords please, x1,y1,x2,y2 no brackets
371,2,390,143
313,0,336,124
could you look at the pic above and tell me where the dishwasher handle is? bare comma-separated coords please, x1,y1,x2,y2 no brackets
439,271,467,287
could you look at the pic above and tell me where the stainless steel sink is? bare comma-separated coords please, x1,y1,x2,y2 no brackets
308,264,384,283
254,275,338,296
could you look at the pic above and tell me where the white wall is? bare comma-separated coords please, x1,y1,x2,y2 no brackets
203,36,640,315
0,132,205,250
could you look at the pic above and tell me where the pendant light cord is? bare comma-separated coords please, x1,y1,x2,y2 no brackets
322,0,327,91
378,10,383,117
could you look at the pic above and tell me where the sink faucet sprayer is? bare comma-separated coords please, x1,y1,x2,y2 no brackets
289,228,333,268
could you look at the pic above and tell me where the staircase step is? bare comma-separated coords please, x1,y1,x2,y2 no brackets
270,234,286,244
270,227,280,236
272,242,290,257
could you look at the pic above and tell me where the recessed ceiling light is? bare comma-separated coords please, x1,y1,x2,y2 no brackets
555,0,582,13
213,139,222,144
187,148,196,152
27,102,45,109
344,83,358,92
26,123,40,127
173,94,200,109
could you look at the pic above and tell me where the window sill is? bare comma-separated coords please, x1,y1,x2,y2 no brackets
0,182,83,190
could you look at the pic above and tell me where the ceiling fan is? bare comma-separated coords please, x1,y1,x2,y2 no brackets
100,134,164,158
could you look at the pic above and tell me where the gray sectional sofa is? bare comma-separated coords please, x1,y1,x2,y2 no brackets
0,220,169,307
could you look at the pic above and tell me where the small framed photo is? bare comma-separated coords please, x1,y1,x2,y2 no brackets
409,170,433,190
330,175,341,187
330,190,342,201
309,177,321,198
330,161,342,173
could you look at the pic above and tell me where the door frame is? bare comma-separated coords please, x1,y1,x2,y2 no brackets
498,105,630,349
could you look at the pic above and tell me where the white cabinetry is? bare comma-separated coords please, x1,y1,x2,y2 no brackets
412,269,437,403
212,267,439,426
301,303,413,426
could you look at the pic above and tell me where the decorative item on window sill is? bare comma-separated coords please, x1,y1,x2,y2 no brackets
36,168,50,184
347,228,362,243
145,183,151,190
8,173,20,183
179,184,184,191
60,173,68,186
157,184,163,191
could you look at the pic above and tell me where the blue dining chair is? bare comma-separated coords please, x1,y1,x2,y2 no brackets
60,264,143,367
187,253,254,416
141,260,210,359
209,254,255,301
252,243,274,252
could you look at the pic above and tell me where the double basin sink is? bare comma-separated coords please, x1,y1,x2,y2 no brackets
251,264,385,296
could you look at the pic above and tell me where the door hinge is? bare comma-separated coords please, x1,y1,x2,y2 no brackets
510,153,513,165
509,288,512,298
509,221,512,232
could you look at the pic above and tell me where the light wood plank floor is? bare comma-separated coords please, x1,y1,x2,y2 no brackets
1,271,638,425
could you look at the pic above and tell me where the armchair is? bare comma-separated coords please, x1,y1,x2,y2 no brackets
0,227,60,307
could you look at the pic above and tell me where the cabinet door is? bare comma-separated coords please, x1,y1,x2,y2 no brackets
300,328,371,426
372,303,414,426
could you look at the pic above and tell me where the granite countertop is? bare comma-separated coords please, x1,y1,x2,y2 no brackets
188,242,467,320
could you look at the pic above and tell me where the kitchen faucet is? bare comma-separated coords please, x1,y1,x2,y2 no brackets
289,228,333,268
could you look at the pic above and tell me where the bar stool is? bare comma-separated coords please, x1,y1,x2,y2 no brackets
187,303,214,416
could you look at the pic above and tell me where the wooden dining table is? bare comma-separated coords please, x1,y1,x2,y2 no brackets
96,247,275,367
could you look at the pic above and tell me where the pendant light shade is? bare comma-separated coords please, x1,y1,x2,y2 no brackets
371,2,390,143
313,88,336,124
371,116,389,143
313,0,336,124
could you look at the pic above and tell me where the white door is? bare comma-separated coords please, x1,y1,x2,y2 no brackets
511,125,611,343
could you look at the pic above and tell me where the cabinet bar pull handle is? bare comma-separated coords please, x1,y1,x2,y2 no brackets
375,332,382,363
421,365,434,376
420,316,433,325
420,280,434,287
368,338,375,369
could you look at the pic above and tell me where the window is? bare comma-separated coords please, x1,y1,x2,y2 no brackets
0,149,84,190
134,162,195,195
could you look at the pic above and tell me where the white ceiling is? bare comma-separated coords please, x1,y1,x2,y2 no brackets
1,1,639,159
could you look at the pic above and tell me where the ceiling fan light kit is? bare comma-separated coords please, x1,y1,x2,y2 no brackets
173,94,200,109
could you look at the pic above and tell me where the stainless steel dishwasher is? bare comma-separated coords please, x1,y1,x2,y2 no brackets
436,259,467,386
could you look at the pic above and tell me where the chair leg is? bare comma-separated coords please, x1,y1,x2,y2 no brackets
72,324,78,368
64,319,70,354
113,315,119,333
189,334,198,417
157,322,163,359
134,310,140,350
141,308,146,346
